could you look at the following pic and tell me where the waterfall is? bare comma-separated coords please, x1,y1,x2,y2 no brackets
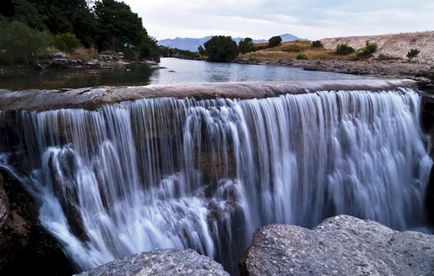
0,88,432,273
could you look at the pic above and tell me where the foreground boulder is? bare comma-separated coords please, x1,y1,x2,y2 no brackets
241,215,434,276
78,249,229,276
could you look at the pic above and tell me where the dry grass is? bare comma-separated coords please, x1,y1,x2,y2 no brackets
244,40,360,62
69,47,99,61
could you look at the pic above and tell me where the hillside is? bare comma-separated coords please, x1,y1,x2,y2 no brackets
158,34,299,51
321,32,434,64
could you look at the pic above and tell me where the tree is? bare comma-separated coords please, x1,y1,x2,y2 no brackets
0,21,51,64
198,45,206,56
311,40,323,48
268,36,282,48
204,36,239,62
238,38,256,54
94,0,159,60
3,0,97,46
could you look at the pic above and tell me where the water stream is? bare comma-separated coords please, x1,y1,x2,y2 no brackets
0,87,431,273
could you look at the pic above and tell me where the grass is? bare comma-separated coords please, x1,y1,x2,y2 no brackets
241,40,379,62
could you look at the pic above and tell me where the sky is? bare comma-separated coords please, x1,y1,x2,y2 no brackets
123,0,434,40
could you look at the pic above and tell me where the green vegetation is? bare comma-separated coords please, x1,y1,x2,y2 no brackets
311,41,324,48
204,36,239,62
336,43,355,55
268,36,283,48
160,47,200,59
296,52,308,60
357,41,378,58
52,33,80,53
238,38,256,54
0,0,160,64
407,49,420,59
0,21,51,64
198,45,206,56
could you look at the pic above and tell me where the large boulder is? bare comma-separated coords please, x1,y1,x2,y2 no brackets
241,215,434,276
0,172,74,275
77,249,229,276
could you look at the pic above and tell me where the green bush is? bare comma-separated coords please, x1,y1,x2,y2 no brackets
268,36,283,48
357,41,378,58
238,38,256,54
335,43,355,55
52,33,80,53
296,53,308,60
311,40,323,48
0,21,51,64
407,49,420,59
204,36,239,62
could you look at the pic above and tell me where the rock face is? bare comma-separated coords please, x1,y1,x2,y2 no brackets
321,31,434,64
77,249,229,276
241,215,434,276
0,172,74,275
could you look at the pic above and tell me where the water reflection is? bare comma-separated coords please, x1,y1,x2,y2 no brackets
0,57,365,90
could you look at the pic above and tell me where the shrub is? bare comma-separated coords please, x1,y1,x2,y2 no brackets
0,21,51,64
311,40,324,48
238,38,256,54
407,49,420,59
296,53,308,60
357,41,378,58
268,36,283,48
204,36,239,62
335,43,355,55
52,33,80,53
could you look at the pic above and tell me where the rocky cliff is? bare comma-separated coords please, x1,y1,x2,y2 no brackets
321,32,434,64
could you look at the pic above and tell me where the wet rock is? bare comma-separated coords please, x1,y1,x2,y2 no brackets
77,249,229,276
0,79,418,112
0,172,75,275
241,215,434,276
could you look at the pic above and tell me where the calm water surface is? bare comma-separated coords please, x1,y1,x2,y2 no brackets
0,58,365,90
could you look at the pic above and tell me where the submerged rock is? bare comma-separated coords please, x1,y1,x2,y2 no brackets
241,215,434,276
77,249,229,276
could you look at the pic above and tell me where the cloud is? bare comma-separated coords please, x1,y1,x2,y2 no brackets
124,0,434,39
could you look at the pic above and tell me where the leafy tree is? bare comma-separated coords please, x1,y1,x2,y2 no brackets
94,0,145,50
311,40,323,48
407,49,420,59
198,45,206,56
268,36,282,48
204,36,239,62
0,21,51,64
52,33,80,53
336,43,355,55
238,38,256,54
0,0,15,18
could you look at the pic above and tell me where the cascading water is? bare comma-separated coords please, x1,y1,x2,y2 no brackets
0,88,432,274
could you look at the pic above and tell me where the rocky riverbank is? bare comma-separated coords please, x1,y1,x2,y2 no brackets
238,58,434,83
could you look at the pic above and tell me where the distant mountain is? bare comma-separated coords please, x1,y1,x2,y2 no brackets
158,34,300,52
